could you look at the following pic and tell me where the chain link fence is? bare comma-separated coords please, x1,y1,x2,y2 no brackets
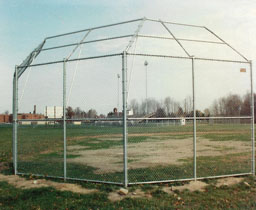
13,18,255,186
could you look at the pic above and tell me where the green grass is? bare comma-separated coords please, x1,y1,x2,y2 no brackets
201,133,250,142
1,176,256,209
0,123,253,180
1,123,256,209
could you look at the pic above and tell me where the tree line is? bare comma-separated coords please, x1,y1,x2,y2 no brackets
210,93,255,117
66,106,100,119
65,93,255,119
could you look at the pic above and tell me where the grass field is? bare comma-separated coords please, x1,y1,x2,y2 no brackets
3,122,253,182
1,122,256,209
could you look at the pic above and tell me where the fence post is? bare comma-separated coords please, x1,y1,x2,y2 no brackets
192,56,197,181
12,66,18,175
122,51,128,187
250,60,255,176
63,60,67,180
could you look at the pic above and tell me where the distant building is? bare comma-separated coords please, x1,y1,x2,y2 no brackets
0,105,45,124
0,114,10,123
45,106,63,119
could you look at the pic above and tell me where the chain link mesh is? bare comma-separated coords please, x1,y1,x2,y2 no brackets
15,19,254,185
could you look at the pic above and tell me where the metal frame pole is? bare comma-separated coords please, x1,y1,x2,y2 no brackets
192,57,197,180
145,62,148,114
122,51,128,187
12,66,18,175
63,60,67,180
250,61,255,175
117,74,120,110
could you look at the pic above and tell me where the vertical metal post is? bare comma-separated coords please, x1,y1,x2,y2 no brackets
63,60,67,180
192,57,197,180
250,61,255,175
117,74,120,111
122,51,128,187
145,61,148,114
12,66,18,175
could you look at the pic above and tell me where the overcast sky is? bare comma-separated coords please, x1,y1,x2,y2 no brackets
0,0,255,114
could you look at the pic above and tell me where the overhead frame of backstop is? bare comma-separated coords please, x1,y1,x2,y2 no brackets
13,17,255,187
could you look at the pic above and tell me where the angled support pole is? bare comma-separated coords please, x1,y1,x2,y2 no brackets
122,51,128,187
160,20,191,57
204,27,248,62
65,30,91,61
12,66,18,175
17,40,46,78
125,17,146,52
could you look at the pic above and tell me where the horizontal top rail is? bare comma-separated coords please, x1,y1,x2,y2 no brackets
18,118,123,121
145,18,205,28
128,116,252,120
41,34,133,52
138,34,225,45
127,53,250,64
40,34,225,53
17,53,122,68
45,18,143,40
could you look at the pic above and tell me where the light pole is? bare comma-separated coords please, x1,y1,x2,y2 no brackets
117,74,120,111
144,60,148,114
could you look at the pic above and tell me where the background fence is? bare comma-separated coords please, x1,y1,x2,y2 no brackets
13,18,255,187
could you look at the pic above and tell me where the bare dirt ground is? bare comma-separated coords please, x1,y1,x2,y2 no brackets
108,189,152,202
0,173,246,201
67,130,249,141
216,177,244,187
0,174,97,194
108,177,246,201
67,136,250,174
161,177,245,195
162,181,209,194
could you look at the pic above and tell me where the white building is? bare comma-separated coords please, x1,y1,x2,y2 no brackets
45,106,63,119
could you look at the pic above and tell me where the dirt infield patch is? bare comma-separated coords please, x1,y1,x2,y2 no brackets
67,130,249,141
108,189,152,202
68,137,250,173
163,181,209,193
216,177,244,187
0,174,97,194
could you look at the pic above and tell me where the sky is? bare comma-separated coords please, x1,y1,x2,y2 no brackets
0,0,256,115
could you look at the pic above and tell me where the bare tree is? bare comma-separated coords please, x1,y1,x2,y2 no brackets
204,108,210,117
164,97,172,115
155,107,166,117
211,99,219,116
87,109,97,118
74,107,82,118
66,106,74,119
241,93,250,116
224,94,242,116
129,99,139,115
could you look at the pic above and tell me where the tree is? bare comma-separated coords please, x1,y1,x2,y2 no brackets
87,109,97,118
241,93,250,116
164,97,172,115
225,94,242,116
74,107,82,118
155,108,166,117
177,107,184,116
129,99,139,115
66,106,74,119
241,93,256,122
211,99,219,116
204,108,210,117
